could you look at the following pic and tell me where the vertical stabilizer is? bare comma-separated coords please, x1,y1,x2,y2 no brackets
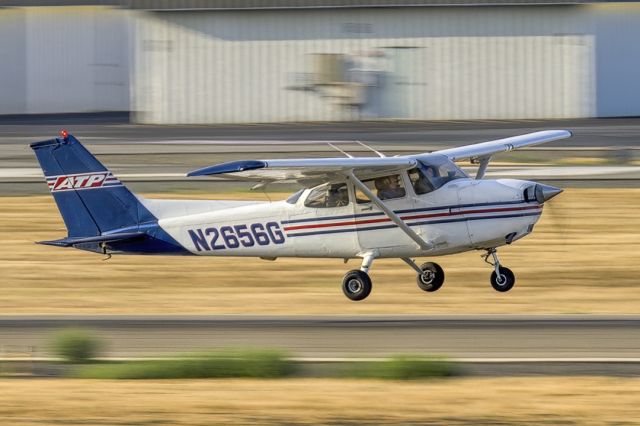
30,132,155,237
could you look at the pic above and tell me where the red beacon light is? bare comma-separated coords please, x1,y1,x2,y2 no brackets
60,129,69,140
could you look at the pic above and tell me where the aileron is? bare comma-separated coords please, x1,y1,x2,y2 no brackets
435,130,572,162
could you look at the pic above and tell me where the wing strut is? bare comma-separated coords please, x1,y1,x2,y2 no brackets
347,171,433,251
355,141,386,158
473,156,491,180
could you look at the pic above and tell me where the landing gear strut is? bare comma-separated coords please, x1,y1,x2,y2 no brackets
483,249,515,292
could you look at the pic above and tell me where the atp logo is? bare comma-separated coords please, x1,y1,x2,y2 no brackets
47,172,121,192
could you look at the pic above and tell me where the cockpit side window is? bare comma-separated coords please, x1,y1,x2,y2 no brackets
408,167,436,195
355,174,406,204
409,156,468,195
304,183,350,208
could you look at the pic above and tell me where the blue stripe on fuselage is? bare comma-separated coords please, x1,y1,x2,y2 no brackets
281,199,531,225
284,211,541,238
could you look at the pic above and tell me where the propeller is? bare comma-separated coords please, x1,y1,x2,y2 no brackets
524,183,567,237
524,183,563,204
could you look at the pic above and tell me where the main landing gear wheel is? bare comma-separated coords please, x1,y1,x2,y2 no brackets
490,266,515,292
416,262,445,292
342,270,372,301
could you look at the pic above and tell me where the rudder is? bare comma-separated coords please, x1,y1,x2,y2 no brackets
30,132,154,237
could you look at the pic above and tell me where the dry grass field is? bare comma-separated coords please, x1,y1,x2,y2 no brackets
0,188,639,314
0,377,638,425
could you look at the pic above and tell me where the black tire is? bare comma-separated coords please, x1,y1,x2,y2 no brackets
490,266,515,292
416,262,445,292
342,270,372,301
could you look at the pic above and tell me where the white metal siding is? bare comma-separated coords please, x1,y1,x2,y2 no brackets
132,7,604,123
0,9,27,114
2,4,640,120
593,4,640,117
0,6,129,115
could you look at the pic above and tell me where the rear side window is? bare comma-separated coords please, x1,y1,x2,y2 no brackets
304,183,350,208
286,189,304,204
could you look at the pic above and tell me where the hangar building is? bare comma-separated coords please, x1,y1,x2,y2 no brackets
1,1,639,123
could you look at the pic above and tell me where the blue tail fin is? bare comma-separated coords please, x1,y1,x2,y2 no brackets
30,132,155,238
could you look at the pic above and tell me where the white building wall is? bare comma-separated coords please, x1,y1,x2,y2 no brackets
593,3,640,117
2,3,639,120
0,6,129,115
132,6,605,123
0,9,27,115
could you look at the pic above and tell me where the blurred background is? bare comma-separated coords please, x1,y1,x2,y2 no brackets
0,0,639,121
1,1,640,425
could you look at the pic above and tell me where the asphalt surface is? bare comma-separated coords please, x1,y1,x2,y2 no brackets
1,114,639,147
1,116,640,194
2,316,639,373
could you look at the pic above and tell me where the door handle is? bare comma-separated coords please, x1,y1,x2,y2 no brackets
361,206,373,211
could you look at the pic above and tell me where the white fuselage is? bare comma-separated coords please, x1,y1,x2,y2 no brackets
149,178,543,259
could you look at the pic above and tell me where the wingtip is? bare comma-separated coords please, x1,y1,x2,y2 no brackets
542,129,572,139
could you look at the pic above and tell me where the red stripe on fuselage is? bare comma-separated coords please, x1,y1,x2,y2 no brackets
282,205,541,232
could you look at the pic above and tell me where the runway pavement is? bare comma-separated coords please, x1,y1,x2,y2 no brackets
1,117,640,194
1,114,640,147
1,315,639,363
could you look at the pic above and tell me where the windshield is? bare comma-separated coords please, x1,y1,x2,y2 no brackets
408,155,468,195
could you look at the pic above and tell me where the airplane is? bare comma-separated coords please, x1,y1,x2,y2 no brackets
31,129,570,301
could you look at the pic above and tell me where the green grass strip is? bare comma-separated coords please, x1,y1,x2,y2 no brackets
345,355,459,380
74,349,293,379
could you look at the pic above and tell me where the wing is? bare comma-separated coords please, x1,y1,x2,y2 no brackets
435,130,572,161
187,157,417,185
186,130,571,185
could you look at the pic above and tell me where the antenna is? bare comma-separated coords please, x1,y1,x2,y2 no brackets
355,140,386,158
251,180,269,190
250,180,273,202
327,143,354,158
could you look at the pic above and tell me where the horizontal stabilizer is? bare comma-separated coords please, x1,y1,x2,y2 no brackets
37,232,146,247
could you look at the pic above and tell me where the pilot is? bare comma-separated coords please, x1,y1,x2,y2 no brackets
375,176,405,200
413,167,436,194
326,185,349,207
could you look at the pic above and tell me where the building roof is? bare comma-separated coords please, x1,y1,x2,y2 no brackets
0,0,629,9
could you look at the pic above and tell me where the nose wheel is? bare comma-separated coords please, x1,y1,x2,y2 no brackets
490,266,515,292
483,249,515,292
